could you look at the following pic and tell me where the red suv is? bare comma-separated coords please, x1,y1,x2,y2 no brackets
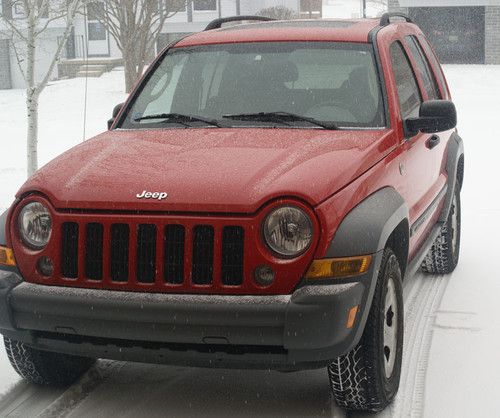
0,14,464,412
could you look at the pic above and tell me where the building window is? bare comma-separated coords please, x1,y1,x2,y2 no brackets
87,2,107,41
193,0,217,12
12,0,48,18
2,0,13,19
300,0,322,19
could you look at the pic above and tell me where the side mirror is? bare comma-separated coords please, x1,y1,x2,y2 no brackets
405,100,457,135
108,103,124,130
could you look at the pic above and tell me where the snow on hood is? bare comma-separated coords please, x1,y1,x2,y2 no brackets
17,128,393,213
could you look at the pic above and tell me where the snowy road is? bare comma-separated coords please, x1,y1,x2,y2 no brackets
1,66,499,417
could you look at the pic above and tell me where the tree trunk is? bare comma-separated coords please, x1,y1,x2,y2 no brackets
26,5,38,177
123,48,139,93
26,89,39,177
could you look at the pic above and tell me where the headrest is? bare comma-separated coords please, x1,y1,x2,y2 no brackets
262,61,299,83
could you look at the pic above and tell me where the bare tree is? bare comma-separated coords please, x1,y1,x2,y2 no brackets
257,6,297,20
88,0,186,93
0,0,84,176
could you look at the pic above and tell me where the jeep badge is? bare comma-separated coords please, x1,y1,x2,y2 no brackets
136,191,168,200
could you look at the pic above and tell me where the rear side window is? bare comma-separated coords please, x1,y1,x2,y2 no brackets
390,41,422,119
405,36,441,100
418,35,449,99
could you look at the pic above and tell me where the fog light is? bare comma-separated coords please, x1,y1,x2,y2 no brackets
254,265,275,287
37,256,54,277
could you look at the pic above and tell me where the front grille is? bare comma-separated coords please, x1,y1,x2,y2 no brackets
59,221,245,292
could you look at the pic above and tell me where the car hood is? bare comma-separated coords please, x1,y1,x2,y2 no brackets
18,128,395,213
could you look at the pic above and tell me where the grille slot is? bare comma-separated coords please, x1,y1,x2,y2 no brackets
221,226,245,286
192,225,214,285
85,223,103,280
110,224,129,282
164,225,185,284
136,224,157,283
61,222,79,278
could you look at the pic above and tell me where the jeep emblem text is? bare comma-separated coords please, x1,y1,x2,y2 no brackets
136,191,168,200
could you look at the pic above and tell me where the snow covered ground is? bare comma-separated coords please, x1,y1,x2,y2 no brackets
0,65,499,417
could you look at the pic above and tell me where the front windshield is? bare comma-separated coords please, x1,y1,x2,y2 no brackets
120,42,385,129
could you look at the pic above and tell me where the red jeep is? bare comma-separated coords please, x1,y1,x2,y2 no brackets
0,14,464,412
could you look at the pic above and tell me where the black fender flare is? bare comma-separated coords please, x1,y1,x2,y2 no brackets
325,187,409,258
0,209,8,246
439,131,464,223
319,187,409,354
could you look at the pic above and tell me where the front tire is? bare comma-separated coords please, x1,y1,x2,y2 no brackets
4,338,95,387
328,248,404,413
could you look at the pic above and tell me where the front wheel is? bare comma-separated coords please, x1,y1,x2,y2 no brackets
328,248,404,413
4,338,95,387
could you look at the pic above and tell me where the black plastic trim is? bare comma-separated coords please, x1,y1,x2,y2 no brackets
368,26,391,127
0,209,7,246
326,187,409,258
205,16,275,31
2,274,377,368
410,184,447,237
439,132,464,223
380,12,412,26
0,271,22,331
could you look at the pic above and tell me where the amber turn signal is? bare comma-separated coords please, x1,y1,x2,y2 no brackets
0,246,16,267
305,255,372,280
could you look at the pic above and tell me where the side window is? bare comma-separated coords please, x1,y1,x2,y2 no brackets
390,41,422,119
405,36,441,100
418,35,449,99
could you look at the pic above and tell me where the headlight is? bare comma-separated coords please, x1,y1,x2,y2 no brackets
263,205,313,257
18,202,52,249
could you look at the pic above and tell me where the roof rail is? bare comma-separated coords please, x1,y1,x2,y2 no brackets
379,12,412,26
204,15,276,31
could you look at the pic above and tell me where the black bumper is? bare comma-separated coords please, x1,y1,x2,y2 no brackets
0,253,381,370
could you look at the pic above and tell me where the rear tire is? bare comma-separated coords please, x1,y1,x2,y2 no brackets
328,248,404,413
421,186,461,274
4,337,95,387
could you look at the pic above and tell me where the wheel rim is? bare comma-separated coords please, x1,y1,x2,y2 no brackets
451,194,459,254
383,276,398,379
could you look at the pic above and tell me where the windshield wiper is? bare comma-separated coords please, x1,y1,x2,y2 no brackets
134,113,223,127
222,112,338,130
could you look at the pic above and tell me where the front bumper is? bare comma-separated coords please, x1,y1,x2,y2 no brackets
0,252,381,370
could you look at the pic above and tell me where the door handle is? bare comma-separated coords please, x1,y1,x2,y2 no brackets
426,135,440,149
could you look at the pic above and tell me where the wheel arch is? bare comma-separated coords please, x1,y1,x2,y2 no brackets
0,209,8,246
325,187,409,260
440,132,464,222
384,218,410,279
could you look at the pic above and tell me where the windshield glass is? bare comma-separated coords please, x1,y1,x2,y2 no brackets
120,42,385,129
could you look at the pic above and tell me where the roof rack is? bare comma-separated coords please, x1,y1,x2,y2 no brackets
379,12,412,26
205,15,276,31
